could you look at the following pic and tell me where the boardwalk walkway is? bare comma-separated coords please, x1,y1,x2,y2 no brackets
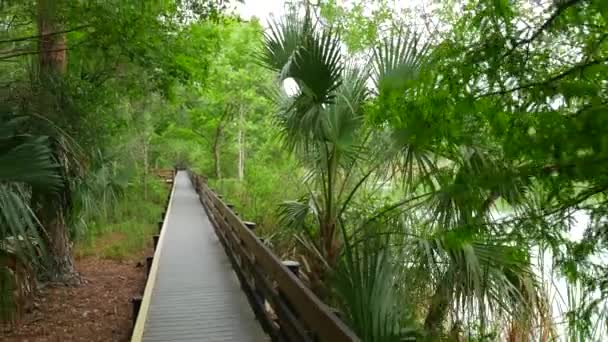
133,171,267,341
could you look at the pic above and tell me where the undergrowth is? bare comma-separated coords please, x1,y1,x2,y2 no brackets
74,177,169,260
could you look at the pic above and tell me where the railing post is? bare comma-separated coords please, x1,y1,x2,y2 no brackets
146,256,153,276
153,235,159,250
282,260,301,278
276,260,308,340
131,296,142,327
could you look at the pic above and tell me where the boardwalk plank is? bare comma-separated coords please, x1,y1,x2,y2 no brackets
142,171,268,342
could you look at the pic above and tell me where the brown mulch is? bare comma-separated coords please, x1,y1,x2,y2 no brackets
1,257,147,342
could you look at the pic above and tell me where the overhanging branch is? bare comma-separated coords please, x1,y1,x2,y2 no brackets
477,55,608,98
0,24,90,44
502,0,582,59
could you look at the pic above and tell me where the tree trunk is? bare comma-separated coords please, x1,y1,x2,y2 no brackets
237,107,245,181
37,0,75,279
143,139,149,200
424,270,453,339
45,207,74,275
37,199,76,279
213,124,223,179
38,0,67,76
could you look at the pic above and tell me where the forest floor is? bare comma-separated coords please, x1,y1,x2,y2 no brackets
1,254,148,342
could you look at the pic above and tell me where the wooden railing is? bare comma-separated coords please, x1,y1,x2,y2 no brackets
152,168,175,184
189,172,360,342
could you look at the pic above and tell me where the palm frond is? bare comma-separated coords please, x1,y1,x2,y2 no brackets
385,126,441,194
277,196,317,235
373,28,429,93
290,26,344,106
0,184,46,265
325,63,368,146
412,228,546,338
0,116,60,265
69,157,129,239
0,118,61,191
262,10,345,153
0,136,61,190
424,147,534,230
260,10,309,74
334,224,420,341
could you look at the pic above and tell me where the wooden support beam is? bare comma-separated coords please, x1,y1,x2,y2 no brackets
146,256,153,276
131,296,142,327
153,235,159,250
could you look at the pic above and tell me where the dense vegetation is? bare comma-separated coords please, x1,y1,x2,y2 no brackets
1,0,607,340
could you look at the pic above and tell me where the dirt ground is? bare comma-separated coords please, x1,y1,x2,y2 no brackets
1,257,147,342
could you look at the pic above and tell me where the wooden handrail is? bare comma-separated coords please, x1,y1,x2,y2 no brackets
152,168,175,184
188,171,360,342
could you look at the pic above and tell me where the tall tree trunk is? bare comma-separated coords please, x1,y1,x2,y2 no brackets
213,125,223,179
38,0,67,76
143,138,149,200
237,107,245,181
37,0,75,279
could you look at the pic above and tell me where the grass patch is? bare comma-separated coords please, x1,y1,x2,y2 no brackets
75,177,169,260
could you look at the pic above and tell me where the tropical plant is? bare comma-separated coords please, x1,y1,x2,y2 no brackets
69,151,131,239
0,114,63,321
0,115,61,263
262,9,375,279
261,4,557,340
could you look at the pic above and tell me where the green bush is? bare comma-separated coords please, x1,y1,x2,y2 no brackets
74,175,168,260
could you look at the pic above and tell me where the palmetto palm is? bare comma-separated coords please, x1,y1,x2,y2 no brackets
261,7,549,340
0,115,61,262
0,114,62,320
262,11,369,274
334,150,552,340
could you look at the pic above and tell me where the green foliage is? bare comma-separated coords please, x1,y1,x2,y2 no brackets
257,1,608,340
75,176,168,260
334,226,420,341
1,0,607,340
0,115,60,265
0,0,230,320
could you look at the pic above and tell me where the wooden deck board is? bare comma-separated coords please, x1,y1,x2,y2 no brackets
141,171,268,342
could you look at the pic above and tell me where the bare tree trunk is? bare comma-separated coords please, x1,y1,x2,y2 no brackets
37,0,75,280
143,139,149,200
213,124,223,179
237,107,245,181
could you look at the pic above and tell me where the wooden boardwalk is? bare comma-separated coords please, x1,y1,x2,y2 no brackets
132,171,268,342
